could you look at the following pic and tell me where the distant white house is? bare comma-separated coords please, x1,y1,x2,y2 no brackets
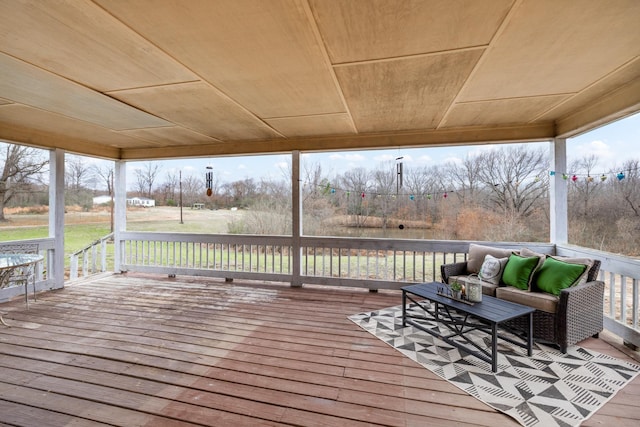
92,195,113,205
127,197,155,207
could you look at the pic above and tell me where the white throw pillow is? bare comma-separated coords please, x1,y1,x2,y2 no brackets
478,254,508,285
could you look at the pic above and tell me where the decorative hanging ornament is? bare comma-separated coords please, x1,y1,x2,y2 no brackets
361,192,365,198
549,171,556,176
587,175,594,183
427,194,432,200
571,174,578,182
205,166,213,196
600,174,607,182
562,173,568,180
330,188,335,194
409,194,415,200
534,176,540,182
617,172,625,181
443,192,448,199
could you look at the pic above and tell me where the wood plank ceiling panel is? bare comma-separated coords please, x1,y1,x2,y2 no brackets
335,50,484,132
0,53,169,130
535,57,640,123
460,0,640,102
108,81,282,141
0,105,151,156
265,113,355,137
0,0,197,91
442,94,569,128
95,0,346,119
119,126,220,148
309,0,514,63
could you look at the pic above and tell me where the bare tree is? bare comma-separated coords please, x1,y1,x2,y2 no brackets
181,175,204,206
339,167,371,227
0,143,49,221
65,155,96,208
445,155,483,204
222,178,257,208
159,171,179,205
66,155,95,191
615,159,640,217
478,146,548,217
371,161,396,229
92,162,115,231
568,154,601,218
134,162,162,198
404,165,444,224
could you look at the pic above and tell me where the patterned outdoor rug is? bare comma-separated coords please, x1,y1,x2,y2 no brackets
349,303,640,427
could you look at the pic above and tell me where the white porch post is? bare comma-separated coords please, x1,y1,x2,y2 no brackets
114,160,127,272
291,150,302,287
550,138,568,245
48,148,65,289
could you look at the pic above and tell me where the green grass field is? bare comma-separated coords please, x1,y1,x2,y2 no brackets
0,223,112,256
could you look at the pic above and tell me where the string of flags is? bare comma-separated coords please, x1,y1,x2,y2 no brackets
548,165,637,183
317,183,454,200
312,164,637,200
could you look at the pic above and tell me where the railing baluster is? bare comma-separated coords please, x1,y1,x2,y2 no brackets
609,271,616,318
633,278,638,329
621,275,628,325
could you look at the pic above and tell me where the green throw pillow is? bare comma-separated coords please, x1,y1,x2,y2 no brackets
533,256,587,296
502,254,540,290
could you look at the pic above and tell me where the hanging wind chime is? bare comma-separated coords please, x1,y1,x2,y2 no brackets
205,165,213,197
396,157,404,230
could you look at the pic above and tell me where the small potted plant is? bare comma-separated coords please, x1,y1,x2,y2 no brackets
450,281,463,299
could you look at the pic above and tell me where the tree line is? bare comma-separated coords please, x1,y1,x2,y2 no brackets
1,142,638,256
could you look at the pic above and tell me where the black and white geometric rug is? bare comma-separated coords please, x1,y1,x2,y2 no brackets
349,303,640,427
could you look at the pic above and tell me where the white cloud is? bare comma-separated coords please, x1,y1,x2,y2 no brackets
275,161,289,170
374,153,396,162
571,139,615,168
442,156,463,165
237,164,247,170
344,153,365,162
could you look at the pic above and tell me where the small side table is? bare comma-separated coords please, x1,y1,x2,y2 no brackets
0,253,44,326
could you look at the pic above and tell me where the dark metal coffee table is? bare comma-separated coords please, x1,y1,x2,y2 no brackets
402,282,534,372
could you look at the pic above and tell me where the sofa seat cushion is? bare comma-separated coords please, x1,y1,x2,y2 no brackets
467,244,515,273
496,286,558,313
449,275,499,297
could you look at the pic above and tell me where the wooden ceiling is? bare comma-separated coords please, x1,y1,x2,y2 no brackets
1,0,639,160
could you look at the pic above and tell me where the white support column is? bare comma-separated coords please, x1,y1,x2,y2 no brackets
291,150,302,287
114,160,127,272
48,149,65,289
550,138,568,244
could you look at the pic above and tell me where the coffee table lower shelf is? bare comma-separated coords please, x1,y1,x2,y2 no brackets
402,282,535,372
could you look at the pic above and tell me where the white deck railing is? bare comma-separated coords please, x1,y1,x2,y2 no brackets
67,231,640,349
69,233,114,280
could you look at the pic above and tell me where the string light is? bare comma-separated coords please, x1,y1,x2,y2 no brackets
548,165,638,182
319,163,638,198
317,184,454,199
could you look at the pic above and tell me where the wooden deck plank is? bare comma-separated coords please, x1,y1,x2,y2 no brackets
1,273,638,426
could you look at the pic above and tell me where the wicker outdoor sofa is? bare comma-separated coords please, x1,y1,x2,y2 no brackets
440,244,604,353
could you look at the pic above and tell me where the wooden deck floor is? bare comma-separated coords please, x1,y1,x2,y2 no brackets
1,273,639,427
